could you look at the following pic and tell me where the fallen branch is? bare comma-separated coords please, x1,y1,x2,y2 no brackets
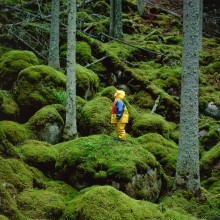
85,56,107,68
145,0,182,19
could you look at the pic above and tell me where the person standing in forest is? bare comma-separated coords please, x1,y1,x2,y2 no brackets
111,90,129,141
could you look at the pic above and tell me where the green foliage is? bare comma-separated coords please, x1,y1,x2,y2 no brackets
62,185,199,220
0,50,39,90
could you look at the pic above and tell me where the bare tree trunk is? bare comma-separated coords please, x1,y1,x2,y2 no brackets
199,0,203,51
137,0,145,17
175,0,201,195
48,0,60,70
64,0,78,140
110,0,122,38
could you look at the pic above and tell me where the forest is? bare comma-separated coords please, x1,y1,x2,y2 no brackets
0,0,220,219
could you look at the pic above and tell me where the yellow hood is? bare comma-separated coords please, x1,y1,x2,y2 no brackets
114,90,125,100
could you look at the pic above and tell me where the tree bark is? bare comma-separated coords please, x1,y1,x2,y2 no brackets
137,0,145,17
64,0,78,140
48,0,60,70
199,0,203,51
110,0,123,38
175,0,201,194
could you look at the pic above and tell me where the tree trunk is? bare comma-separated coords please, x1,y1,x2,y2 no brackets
48,0,60,70
175,0,201,195
64,0,78,140
110,0,122,38
199,0,203,51
137,0,145,17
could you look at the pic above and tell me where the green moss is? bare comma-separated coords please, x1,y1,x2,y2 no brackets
132,90,155,110
56,134,161,200
0,186,23,220
62,185,199,220
15,65,66,119
200,142,220,177
17,188,66,219
0,90,20,121
78,96,113,135
164,35,182,45
99,86,116,101
26,105,64,143
0,121,30,146
92,1,110,16
0,50,39,90
0,215,9,220
0,157,34,191
132,113,172,138
199,121,220,150
137,133,178,175
76,64,100,99
17,140,59,176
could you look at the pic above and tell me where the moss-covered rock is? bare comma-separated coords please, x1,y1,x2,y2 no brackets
0,157,34,191
0,50,39,90
15,65,66,120
62,185,199,220
159,189,220,220
199,120,220,150
26,105,64,144
17,188,66,219
0,120,30,146
132,113,173,138
137,133,178,175
200,142,220,178
0,90,20,121
17,140,58,177
78,96,113,136
56,134,162,201
0,186,23,220
76,64,99,100
0,126,18,158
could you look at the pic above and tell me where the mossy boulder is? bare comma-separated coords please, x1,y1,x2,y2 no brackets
17,140,59,177
78,96,113,136
26,105,64,144
62,185,199,220
0,125,18,158
137,133,178,175
76,64,99,100
0,157,34,191
0,186,23,220
200,142,220,179
0,50,39,90
0,90,20,121
0,121,30,146
17,188,66,219
159,189,220,220
199,120,220,150
132,113,173,138
15,65,66,120
56,134,162,201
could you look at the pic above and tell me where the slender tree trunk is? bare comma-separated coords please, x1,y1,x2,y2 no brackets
137,0,145,17
199,0,203,51
110,0,122,38
48,0,60,70
64,0,77,140
175,0,201,195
